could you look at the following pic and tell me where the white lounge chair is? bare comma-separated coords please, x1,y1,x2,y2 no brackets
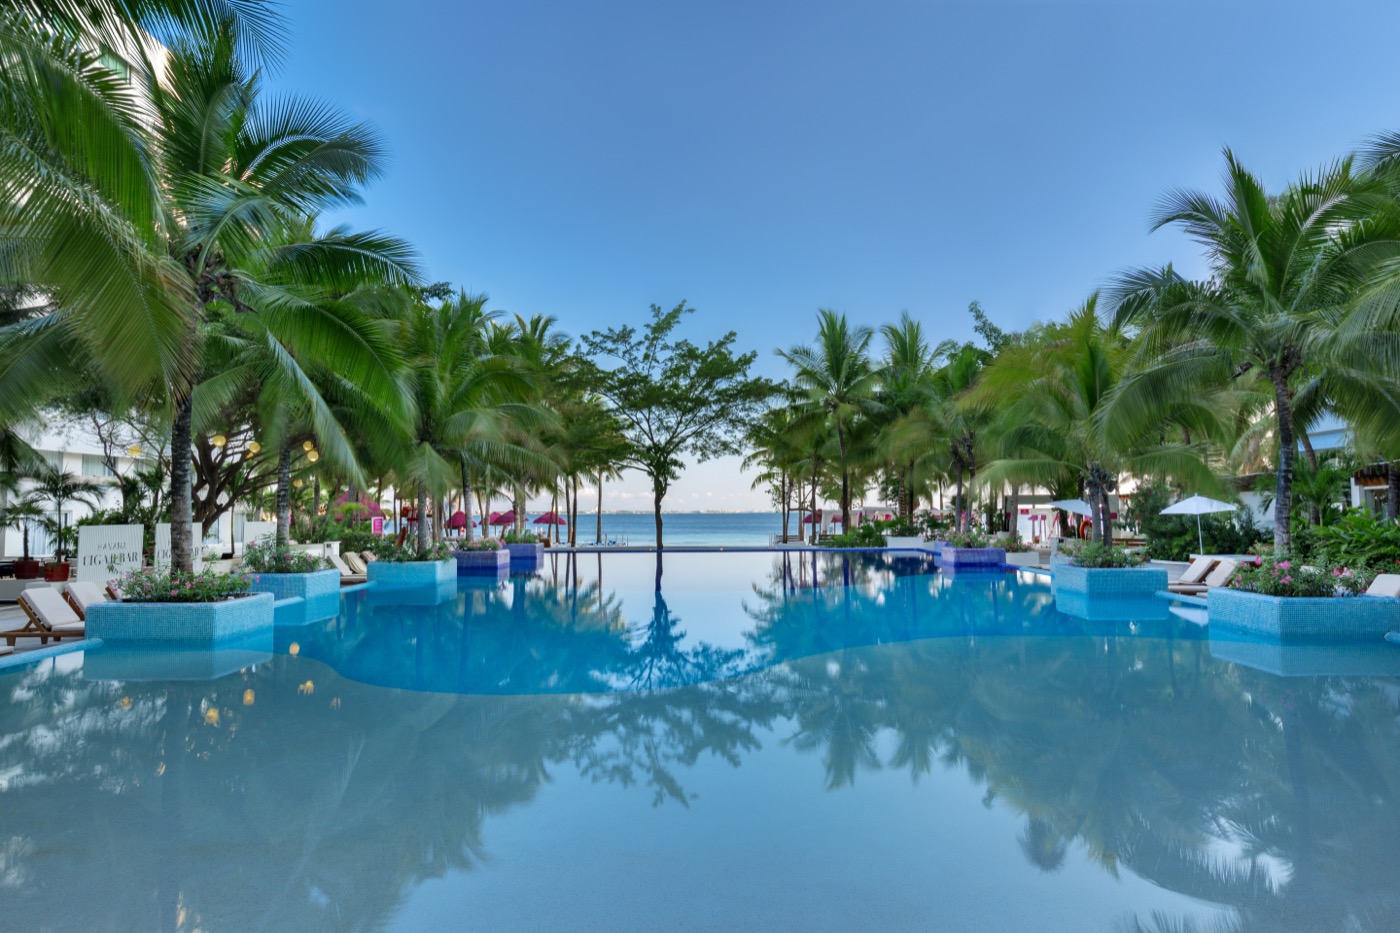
343,552,368,575
327,552,366,585
1171,558,1238,596
3,588,85,646
1167,556,1218,594
63,581,109,619
1365,573,1400,598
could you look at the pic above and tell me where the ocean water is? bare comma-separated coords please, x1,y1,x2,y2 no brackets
535,511,793,546
5,551,1400,931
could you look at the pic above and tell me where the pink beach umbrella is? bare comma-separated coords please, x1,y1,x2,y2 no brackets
491,511,515,527
447,510,468,530
533,511,567,525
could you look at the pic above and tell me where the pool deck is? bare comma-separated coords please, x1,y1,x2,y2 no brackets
0,603,93,669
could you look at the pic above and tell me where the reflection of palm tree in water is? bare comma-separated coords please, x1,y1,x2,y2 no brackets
625,552,747,692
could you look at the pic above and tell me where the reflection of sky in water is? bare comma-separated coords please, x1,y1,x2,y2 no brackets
0,550,1398,931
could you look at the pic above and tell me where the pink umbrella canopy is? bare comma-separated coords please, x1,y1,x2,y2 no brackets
533,511,567,525
447,510,468,529
490,511,515,527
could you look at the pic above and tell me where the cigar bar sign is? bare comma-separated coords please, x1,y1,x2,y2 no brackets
153,523,205,571
75,524,144,583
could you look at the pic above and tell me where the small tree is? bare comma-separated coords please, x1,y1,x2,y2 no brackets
582,303,772,549
28,469,103,561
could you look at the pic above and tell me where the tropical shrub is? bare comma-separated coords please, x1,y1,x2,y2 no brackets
1125,485,1265,561
368,540,456,562
944,529,991,549
1066,542,1144,569
456,538,502,551
1002,534,1035,553
1228,555,1373,598
826,523,887,548
338,528,386,555
116,568,251,603
242,539,326,574
501,529,540,544
876,517,922,537
1311,509,1400,567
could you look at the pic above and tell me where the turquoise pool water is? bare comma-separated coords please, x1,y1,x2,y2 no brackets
3,551,1399,931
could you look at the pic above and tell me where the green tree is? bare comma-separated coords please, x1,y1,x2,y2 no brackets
582,302,771,548
779,309,883,529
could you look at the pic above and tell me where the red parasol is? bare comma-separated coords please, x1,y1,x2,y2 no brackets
533,511,566,525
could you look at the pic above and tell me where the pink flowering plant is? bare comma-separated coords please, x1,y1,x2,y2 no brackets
1228,554,1374,598
114,567,252,603
369,540,458,562
242,539,326,574
457,538,503,551
944,529,992,549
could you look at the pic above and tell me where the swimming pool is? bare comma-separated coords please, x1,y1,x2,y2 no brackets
2,550,1397,931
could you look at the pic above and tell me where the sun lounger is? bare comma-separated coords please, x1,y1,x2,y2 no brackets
343,552,368,575
360,551,378,563
1167,557,1217,594
327,552,366,585
1170,558,1239,596
63,581,109,620
2,588,85,646
1364,574,1400,598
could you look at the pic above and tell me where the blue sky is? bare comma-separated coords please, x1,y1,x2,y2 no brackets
274,1,1400,510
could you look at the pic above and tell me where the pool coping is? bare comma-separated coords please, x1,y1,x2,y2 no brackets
0,637,101,673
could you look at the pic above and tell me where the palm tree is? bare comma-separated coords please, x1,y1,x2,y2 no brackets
973,297,1219,544
1108,150,1400,551
779,310,883,528
876,313,937,518
27,468,104,561
2,22,415,572
385,293,554,555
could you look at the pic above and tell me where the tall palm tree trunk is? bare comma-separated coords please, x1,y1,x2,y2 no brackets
461,463,475,542
836,424,851,528
275,440,293,547
780,472,790,542
809,471,818,546
169,393,195,572
416,485,429,554
954,463,965,534
596,472,604,545
1271,374,1296,553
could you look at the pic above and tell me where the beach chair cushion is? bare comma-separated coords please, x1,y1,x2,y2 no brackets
344,552,368,575
1201,559,1239,589
64,581,109,618
21,588,84,630
360,551,378,563
1177,556,1216,586
327,553,356,577
1365,573,1400,598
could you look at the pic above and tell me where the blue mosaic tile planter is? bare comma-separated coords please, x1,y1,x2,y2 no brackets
1053,564,1166,597
85,592,275,648
455,548,509,575
1055,591,1169,622
504,542,544,562
940,546,1006,568
367,559,455,588
247,569,340,602
929,539,950,553
1207,588,1400,643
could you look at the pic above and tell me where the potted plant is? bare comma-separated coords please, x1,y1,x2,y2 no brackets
1052,541,1165,596
365,540,457,587
938,529,1006,569
241,538,339,602
500,528,545,563
454,537,508,575
86,566,274,648
1002,534,1041,568
40,518,80,580
28,468,103,583
882,518,923,550
1,497,46,578
1208,555,1396,642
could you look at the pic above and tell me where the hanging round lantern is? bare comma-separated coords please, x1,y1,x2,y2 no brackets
306,450,320,463
126,444,142,458
293,478,304,489
246,441,261,454
211,434,227,447
302,440,315,452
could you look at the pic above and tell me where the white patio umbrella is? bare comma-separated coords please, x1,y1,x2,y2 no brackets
1160,494,1236,553
1047,498,1093,515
